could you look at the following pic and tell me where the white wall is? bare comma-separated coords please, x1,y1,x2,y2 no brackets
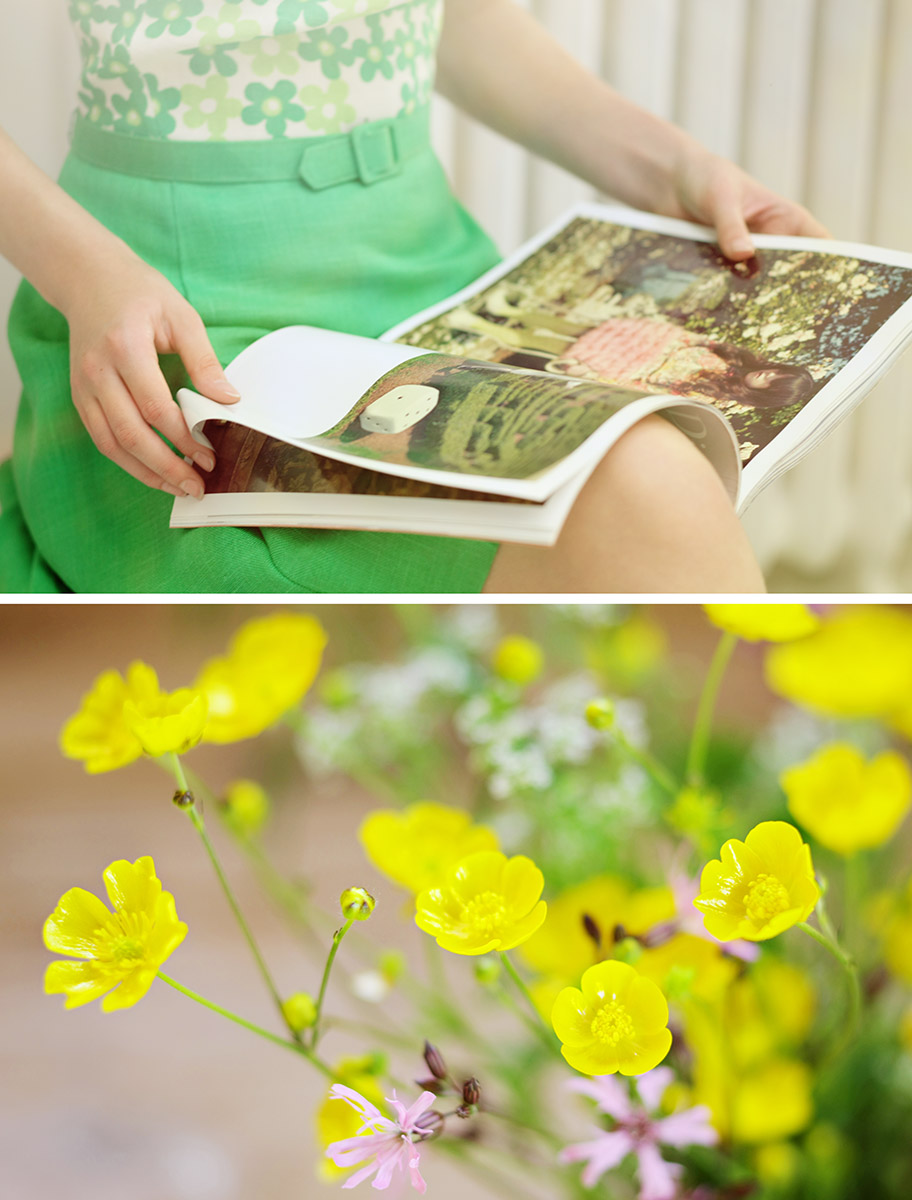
1,1,910,589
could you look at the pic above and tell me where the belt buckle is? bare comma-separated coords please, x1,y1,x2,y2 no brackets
351,120,400,186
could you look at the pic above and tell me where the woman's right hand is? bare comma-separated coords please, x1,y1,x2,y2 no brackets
64,252,241,499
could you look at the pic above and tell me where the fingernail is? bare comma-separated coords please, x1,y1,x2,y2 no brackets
217,378,241,401
185,479,204,500
162,483,184,498
731,237,755,256
195,450,216,471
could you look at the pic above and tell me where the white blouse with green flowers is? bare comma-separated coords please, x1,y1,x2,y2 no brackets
67,0,443,140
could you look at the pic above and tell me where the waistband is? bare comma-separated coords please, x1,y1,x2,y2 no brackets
70,106,431,189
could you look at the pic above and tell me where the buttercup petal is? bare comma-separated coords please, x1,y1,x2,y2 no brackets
43,887,112,957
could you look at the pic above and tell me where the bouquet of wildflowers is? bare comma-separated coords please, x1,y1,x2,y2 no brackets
46,605,912,1198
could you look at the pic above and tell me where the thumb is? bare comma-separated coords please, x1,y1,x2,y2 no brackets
171,310,240,405
705,179,756,261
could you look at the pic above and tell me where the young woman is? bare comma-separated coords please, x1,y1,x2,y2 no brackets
0,0,827,594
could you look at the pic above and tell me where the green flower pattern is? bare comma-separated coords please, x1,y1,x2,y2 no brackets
70,1,438,140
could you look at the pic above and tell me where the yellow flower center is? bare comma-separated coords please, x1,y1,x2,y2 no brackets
459,891,507,938
111,936,145,962
590,1000,635,1046
745,873,791,924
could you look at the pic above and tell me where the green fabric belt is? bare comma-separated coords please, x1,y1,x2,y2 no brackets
70,107,431,188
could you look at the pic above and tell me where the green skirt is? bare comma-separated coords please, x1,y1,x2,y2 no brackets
0,109,501,594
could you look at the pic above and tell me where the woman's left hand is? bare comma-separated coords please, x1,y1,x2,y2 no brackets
667,148,831,261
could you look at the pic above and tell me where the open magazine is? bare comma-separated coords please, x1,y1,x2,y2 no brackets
172,204,912,543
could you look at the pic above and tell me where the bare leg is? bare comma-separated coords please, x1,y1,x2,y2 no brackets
483,415,765,594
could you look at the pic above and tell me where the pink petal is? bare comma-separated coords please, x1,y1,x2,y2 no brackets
636,1143,682,1200
372,1141,407,1190
654,1106,718,1149
328,1132,391,1168
560,1131,634,1188
407,1143,427,1194
401,1091,438,1132
566,1075,633,1121
341,1159,381,1190
633,1068,674,1114
330,1084,386,1126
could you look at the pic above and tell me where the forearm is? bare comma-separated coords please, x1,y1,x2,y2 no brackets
0,125,139,315
436,0,704,214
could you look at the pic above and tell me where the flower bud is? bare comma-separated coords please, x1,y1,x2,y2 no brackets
414,1110,445,1137
282,991,317,1032
423,1041,448,1081
172,788,195,809
462,1077,481,1107
585,698,615,730
492,635,543,686
414,1077,446,1095
474,956,501,986
455,1104,473,1120
340,887,375,921
221,779,270,837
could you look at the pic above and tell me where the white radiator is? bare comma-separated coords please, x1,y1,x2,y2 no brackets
1,0,910,590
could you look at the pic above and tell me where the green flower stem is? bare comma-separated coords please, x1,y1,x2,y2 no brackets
798,920,862,1053
310,917,355,1051
165,754,298,1042
156,971,334,1079
686,630,738,787
612,727,678,796
499,952,556,1053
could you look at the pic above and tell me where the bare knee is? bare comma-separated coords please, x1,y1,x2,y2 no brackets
484,415,765,594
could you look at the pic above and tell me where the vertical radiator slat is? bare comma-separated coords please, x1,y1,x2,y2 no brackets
674,0,750,160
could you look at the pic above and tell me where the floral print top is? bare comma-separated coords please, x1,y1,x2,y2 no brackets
67,0,443,140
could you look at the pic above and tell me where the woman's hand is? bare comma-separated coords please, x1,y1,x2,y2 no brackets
64,254,240,498
665,147,831,262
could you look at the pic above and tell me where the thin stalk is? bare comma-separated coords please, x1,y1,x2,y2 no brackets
166,754,297,1041
686,631,737,787
798,920,862,1058
612,726,678,796
157,971,334,1079
498,953,557,1056
310,917,355,1051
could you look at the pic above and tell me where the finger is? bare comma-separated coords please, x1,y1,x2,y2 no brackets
705,178,756,261
749,203,832,240
118,340,216,473
93,372,206,498
76,392,187,498
166,308,241,406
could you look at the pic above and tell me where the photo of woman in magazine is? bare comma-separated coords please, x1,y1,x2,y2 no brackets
403,218,912,465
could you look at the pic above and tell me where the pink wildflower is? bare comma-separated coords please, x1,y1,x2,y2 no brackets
559,1068,718,1199
325,1085,438,1193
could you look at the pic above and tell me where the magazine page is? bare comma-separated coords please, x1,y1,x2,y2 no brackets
169,420,582,544
384,204,912,511
178,325,738,504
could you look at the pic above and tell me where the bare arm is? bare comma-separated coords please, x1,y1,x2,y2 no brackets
0,126,239,498
437,0,829,258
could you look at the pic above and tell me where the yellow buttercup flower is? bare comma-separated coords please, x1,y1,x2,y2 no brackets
359,802,499,895
694,822,819,942
123,682,208,758
221,779,270,837
44,856,187,1012
551,960,672,1076
636,933,739,1008
492,635,543,685
414,851,546,955
781,743,912,855
520,875,673,981
704,604,820,643
765,605,912,718
730,1059,814,1144
316,1057,385,1181
195,613,327,743
60,661,160,773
